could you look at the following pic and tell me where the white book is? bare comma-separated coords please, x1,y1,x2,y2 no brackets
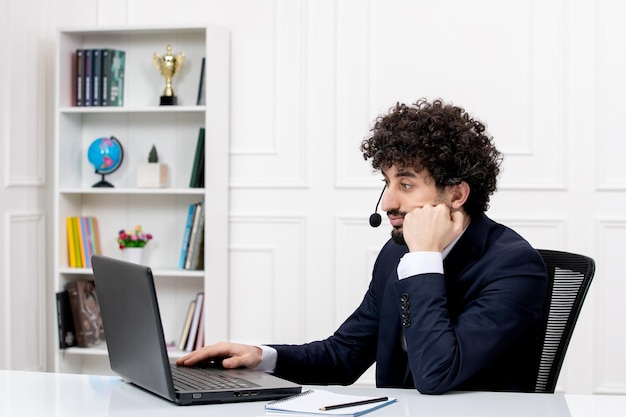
184,292,204,352
266,389,396,416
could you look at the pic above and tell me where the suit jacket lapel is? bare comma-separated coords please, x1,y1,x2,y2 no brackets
444,213,491,280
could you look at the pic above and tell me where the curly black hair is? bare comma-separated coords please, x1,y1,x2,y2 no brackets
360,98,503,217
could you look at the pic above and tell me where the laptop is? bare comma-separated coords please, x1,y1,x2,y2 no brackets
91,254,302,405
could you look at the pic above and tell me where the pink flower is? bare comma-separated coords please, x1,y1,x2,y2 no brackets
117,225,153,248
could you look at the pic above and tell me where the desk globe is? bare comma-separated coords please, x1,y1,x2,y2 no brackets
87,136,124,187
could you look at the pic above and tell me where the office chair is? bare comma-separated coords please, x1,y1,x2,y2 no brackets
533,249,595,393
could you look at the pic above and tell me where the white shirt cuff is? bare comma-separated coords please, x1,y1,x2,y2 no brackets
397,251,444,279
251,345,277,372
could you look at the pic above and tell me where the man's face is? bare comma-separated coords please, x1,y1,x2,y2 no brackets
380,165,447,245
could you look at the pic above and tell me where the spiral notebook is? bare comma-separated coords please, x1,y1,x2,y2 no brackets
265,389,397,416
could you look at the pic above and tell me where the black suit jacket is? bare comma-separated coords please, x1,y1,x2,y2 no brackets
269,213,547,394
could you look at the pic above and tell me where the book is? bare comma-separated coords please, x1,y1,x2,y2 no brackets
177,299,197,351
196,136,205,188
184,202,203,269
56,290,77,349
83,49,93,106
91,48,102,106
194,306,205,350
75,217,85,267
77,217,90,268
190,224,205,270
66,217,77,267
74,217,85,267
196,57,206,105
100,49,111,106
71,217,83,268
184,292,204,352
75,49,84,106
84,217,95,263
82,217,94,267
178,203,197,269
89,216,103,255
108,49,125,106
65,280,105,347
266,389,396,416
189,127,205,188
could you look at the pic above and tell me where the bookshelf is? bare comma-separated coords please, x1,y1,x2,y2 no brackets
53,25,229,374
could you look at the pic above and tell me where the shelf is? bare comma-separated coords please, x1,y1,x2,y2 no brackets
62,344,189,359
59,188,205,195
58,25,208,36
59,267,204,278
59,105,206,114
53,24,230,375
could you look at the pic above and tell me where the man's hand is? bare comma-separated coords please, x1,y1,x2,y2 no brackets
402,204,466,253
175,341,263,369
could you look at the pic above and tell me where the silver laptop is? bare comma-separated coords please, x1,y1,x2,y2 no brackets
91,254,301,405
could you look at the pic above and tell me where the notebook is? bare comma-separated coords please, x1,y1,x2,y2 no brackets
266,389,397,416
91,254,302,405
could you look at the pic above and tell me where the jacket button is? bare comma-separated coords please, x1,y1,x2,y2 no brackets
400,293,409,302
402,319,411,327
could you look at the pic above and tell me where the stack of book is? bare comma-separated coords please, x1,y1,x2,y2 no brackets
56,280,105,348
178,201,205,270
66,216,102,268
178,292,205,351
75,48,125,107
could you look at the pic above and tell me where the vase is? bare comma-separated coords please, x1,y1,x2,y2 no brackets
122,247,144,264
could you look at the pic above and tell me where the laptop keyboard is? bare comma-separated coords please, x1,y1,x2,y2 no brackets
170,365,258,391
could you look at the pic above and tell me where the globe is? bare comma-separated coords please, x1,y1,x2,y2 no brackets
87,136,124,187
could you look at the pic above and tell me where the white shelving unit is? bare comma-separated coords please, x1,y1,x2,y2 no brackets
53,25,230,374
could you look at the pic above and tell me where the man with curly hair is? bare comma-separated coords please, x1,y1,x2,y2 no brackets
178,98,548,394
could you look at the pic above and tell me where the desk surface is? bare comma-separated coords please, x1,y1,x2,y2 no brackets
0,370,623,417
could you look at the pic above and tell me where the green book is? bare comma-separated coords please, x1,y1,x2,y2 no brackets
102,49,125,106
189,127,205,187
101,49,110,106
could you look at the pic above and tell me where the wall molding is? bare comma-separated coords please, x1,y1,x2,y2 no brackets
4,211,46,370
593,219,626,394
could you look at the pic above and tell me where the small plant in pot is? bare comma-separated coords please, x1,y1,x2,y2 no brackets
137,144,168,188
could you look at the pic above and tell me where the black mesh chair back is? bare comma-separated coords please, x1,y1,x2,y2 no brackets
534,249,595,393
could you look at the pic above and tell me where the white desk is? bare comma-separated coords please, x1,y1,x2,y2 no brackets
0,370,623,416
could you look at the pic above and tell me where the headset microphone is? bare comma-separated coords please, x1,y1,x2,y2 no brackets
368,186,386,228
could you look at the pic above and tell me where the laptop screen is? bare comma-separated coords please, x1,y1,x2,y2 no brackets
92,255,176,401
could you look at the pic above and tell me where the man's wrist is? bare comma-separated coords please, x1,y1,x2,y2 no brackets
397,251,443,279
251,345,277,372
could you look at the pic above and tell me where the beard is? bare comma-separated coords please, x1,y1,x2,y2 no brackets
387,209,407,245
391,227,406,245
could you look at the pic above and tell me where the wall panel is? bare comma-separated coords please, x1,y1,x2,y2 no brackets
229,215,307,344
4,213,46,371
5,0,45,186
336,0,568,191
595,1,626,190
335,215,389,324
594,220,626,393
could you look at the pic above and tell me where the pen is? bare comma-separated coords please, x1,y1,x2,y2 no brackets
319,396,389,411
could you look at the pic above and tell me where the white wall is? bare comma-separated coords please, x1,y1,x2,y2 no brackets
0,0,624,395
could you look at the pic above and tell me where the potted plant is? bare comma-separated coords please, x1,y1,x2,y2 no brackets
118,225,153,264
137,144,168,188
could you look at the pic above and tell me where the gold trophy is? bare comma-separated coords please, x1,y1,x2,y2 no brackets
153,44,185,105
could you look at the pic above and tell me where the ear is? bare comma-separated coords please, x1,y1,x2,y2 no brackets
449,181,470,209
